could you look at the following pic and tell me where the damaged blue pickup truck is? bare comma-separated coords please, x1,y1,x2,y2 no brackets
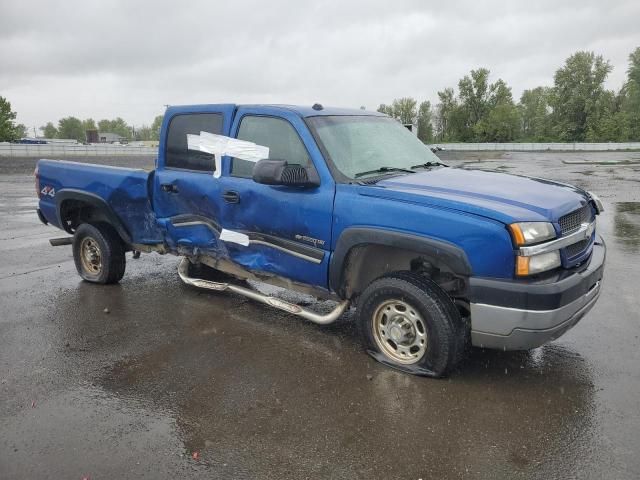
35,104,605,377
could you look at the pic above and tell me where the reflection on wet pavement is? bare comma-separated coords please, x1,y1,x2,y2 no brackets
614,202,640,253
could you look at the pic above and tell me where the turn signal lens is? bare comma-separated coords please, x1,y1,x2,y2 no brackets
509,224,526,246
516,256,530,276
516,251,561,276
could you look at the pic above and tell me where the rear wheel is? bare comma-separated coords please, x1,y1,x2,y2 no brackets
357,272,464,377
73,223,126,284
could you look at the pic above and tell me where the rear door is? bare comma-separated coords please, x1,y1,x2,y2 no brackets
216,107,335,288
153,104,235,253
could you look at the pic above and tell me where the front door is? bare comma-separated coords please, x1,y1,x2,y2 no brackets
216,108,335,289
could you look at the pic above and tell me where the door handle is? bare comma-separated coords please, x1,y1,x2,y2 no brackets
161,183,178,193
222,190,240,204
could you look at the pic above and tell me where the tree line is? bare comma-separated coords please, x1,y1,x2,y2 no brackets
39,115,164,143
0,99,164,143
378,47,640,144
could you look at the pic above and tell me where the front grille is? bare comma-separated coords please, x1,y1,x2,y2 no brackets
565,239,590,258
559,204,592,235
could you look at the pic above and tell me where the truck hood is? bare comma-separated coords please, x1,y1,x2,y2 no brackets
367,167,590,224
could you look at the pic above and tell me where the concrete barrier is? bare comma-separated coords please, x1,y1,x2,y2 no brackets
0,143,157,157
433,142,640,151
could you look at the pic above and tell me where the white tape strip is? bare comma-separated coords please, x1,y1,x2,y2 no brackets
219,229,250,247
187,132,269,178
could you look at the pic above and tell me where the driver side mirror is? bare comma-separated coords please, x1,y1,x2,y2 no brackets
252,159,320,188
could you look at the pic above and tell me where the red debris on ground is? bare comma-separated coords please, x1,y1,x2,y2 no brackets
192,451,200,461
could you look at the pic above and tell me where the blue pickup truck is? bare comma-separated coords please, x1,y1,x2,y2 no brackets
35,104,605,377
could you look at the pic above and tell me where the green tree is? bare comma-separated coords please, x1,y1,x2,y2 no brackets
457,68,491,140
391,97,418,125
377,104,394,116
0,96,20,142
41,122,58,139
474,79,521,142
14,124,28,138
151,115,164,141
416,101,434,143
98,117,132,139
549,51,612,141
82,118,97,131
584,90,625,141
57,117,86,142
434,88,458,141
97,119,111,133
519,87,552,141
134,125,153,141
620,47,640,140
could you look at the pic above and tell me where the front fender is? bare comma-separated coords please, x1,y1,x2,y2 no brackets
328,227,472,295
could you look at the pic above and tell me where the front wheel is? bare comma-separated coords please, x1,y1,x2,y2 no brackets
357,272,464,377
73,223,126,284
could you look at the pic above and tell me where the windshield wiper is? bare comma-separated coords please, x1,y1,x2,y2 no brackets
354,166,416,178
410,161,447,170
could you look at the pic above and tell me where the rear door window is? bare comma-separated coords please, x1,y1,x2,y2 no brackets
165,113,223,172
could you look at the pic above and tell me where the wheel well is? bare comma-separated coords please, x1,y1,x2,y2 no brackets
340,244,468,302
59,199,129,246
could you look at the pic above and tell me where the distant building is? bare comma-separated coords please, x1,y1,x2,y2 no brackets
99,132,126,144
86,129,99,143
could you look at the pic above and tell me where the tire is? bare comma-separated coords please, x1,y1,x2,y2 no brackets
73,222,126,284
357,271,464,377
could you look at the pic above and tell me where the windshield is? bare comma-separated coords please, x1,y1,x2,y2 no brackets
308,115,441,179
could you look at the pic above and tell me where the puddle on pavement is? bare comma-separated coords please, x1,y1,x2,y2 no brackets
0,385,202,478
614,202,640,253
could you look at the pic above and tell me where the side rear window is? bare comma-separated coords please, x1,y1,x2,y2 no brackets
165,113,223,171
231,116,310,178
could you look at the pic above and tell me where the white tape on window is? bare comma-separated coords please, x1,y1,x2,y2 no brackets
187,132,269,178
219,229,250,247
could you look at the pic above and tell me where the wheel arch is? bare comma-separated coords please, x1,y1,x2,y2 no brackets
56,189,132,245
329,227,472,300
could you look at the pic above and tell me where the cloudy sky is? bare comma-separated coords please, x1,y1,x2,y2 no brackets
1,0,639,132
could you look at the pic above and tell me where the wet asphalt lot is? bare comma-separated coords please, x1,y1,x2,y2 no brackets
1,152,639,479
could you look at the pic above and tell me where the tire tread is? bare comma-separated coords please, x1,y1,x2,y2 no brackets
357,271,465,377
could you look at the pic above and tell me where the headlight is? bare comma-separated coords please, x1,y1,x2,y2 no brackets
516,250,561,276
508,222,556,246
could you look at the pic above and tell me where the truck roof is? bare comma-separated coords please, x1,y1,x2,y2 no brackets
166,104,385,118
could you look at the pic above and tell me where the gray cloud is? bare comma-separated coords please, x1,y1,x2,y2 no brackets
1,0,639,130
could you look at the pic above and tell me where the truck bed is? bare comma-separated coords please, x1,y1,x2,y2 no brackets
37,159,162,245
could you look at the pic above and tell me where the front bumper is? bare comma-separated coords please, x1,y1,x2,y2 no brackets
468,236,605,350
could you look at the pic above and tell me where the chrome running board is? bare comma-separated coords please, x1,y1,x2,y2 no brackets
178,258,349,325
